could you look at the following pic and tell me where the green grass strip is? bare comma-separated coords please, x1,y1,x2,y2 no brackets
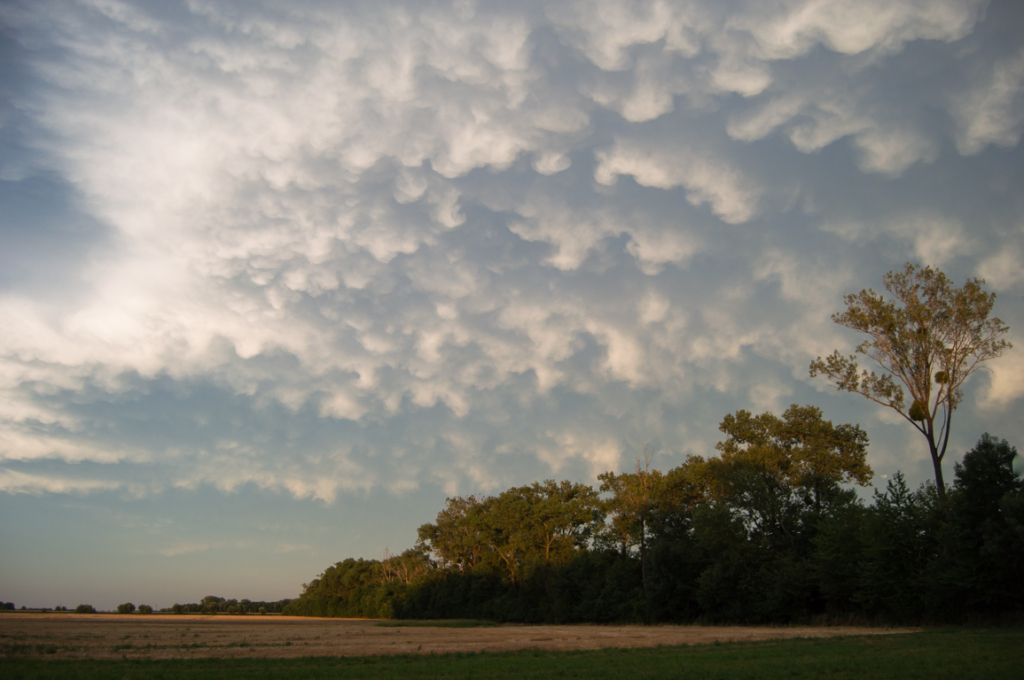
2,629,1021,680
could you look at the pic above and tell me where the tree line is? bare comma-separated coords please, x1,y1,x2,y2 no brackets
163,595,293,615
16,597,295,615
285,264,1018,625
285,417,1022,624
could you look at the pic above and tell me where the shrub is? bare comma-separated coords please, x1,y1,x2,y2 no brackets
117,602,136,614
75,604,97,614
137,604,153,615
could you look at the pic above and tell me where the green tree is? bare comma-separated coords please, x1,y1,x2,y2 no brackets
418,481,603,585
515,480,603,565
380,547,432,585
690,405,873,621
857,473,936,621
810,263,1011,499
137,604,153,615
116,602,136,614
417,495,487,572
284,558,398,618
712,404,872,514
599,448,663,622
925,434,1024,618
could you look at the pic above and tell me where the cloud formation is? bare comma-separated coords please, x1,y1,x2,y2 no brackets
1,0,1022,517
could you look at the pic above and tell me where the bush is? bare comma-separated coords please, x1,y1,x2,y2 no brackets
75,604,97,614
116,602,136,614
259,607,267,615
137,604,153,615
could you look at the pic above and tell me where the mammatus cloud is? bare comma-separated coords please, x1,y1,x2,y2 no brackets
819,214,972,266
1,0,1021,509
594,139,762,224
953,48,1024,155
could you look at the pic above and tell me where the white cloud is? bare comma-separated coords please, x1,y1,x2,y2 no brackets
977,341,1024,408
978,242,1024,291
510,198,622,270
819,214,972,266
1,0,1020,509
594,140,762,224
0,468,120,496
729,88,939,176
532,151,572,175
749,381,793,414
953,47,1024,155
736,0,982,60
851,126,938,176
547,0,702,72
535,431,623,479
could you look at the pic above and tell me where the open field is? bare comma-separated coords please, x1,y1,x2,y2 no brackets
1,627,1021,680
0,613,916,660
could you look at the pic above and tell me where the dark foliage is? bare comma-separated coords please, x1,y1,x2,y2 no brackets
163,596,292,615
286,422,1022,626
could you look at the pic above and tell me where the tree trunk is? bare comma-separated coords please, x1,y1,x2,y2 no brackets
926,430,946,501
640,519,650,624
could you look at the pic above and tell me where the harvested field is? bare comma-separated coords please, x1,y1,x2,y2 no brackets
0,613,918,660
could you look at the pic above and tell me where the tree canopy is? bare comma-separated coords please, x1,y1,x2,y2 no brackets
810,263,1011,498
284,404,1021,625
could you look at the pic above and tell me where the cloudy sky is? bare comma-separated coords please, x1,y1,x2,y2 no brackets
2,0,1022,610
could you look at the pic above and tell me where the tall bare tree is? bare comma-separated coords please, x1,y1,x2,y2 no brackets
810,263,1011,499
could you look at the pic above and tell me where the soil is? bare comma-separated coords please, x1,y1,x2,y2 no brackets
0,613,919,660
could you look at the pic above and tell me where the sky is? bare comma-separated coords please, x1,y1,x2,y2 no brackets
1,0,1022,611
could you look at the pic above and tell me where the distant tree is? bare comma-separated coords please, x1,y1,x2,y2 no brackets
258,607,267,615
811,263,1011,499
137,604,153,615
75,604,97,614
200,595,223,614
116,602,136,614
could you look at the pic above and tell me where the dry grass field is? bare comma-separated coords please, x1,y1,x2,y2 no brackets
0,613,918,660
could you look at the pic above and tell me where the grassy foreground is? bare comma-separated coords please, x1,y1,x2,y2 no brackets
2,629,1020,679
